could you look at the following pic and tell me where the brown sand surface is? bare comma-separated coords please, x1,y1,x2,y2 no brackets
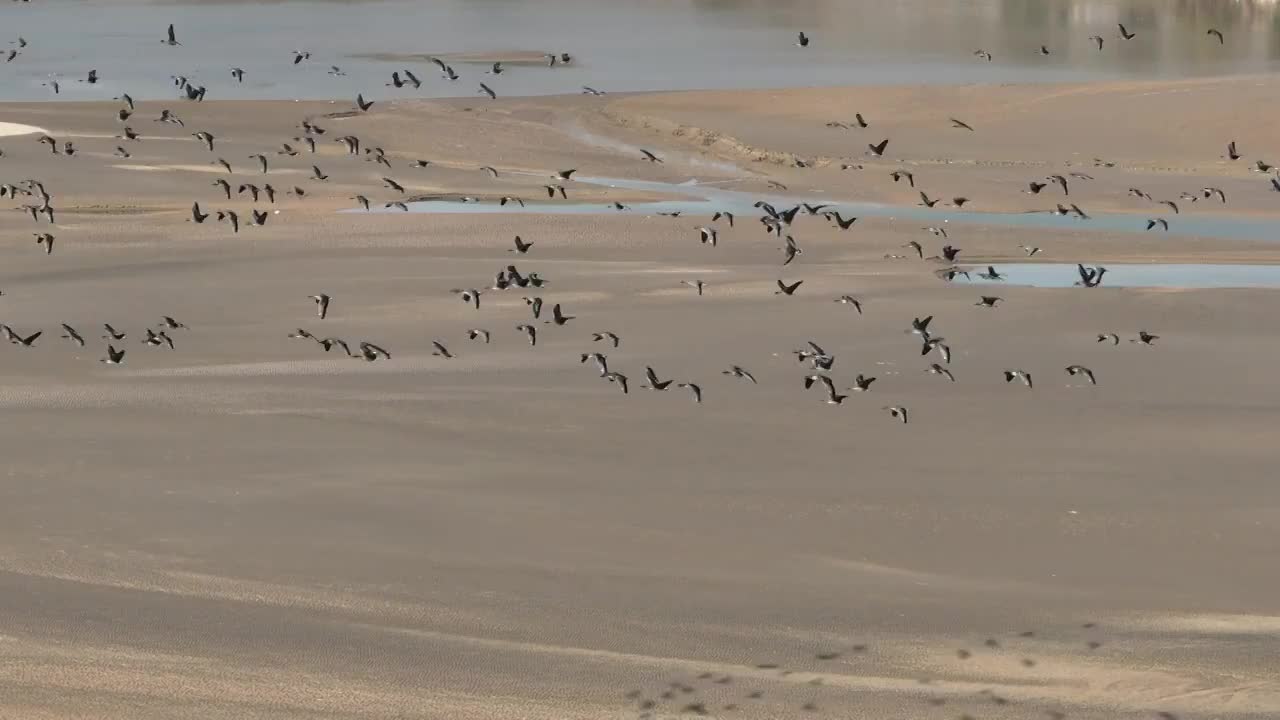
2,80,1280,719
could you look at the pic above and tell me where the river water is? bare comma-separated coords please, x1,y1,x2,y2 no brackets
2,0,1280,102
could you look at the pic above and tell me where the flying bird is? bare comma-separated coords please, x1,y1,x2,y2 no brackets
592,331,620,348
516,323,537,346
926,364,954,382
950,117,975,131
775,279,803,296
311,293,331,319
355,94,373,111
1207,28,1224,44
796,32,810,48
834,295,863,314
867,138,890,157
163,23,180,46
722,366,758,384
677,383,702,403
803,375,847,405
643,366,673,391
1065,365,1097,385
1004,369,1034,388
451,288,482,309
883,406,908,424
1118,23,1136,40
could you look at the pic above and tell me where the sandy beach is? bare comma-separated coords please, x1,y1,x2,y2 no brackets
4,4,1280,718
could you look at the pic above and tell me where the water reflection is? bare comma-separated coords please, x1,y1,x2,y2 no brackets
0,0,1278,102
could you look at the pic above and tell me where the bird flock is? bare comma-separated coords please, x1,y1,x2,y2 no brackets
1,16,1259,426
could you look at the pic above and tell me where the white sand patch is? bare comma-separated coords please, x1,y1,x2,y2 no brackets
0,121,47,137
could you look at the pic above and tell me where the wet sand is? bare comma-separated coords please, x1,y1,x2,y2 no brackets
2,77,1280,720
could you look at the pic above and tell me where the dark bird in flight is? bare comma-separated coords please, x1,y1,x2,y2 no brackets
467,328,490,344
677,383,702,403
643,366,673,391
516,323,537,346
796,32,810,48
355,94,373,111
1089,35,1104,50
804,374,847,405
1207,28,1224,44
603,372,629,394
1048,174,1069,195
775,279,804,296
431,341,453,358
1118,23,1136,40
884,406,908,424
1004,369,1034,388
826,212,857,230
975,295,1002,308
510,236,533,253
550,303,574,326
640,149,662,163
1065,365,1097,385
1202,187,1226,203
1133,330,1159,345
216,210,239,232
1097,333,1120,345
163,23,180,46
1146,218,1169,231
891,170,914,187
974,49,992,61
1226,141,1240,160
835,295,863,313
34,233,54,254
918,192,939,208
311,293,331,319
592,331,620,348
950,117,975,131
848,374,876,392
479,83,496,100
102,345,126,364
867,138,890,157
451,288,482,309
190,201,209,223
311,165,328,181
926,363,955,381
192,131,214,151
60,324,85,347
722,366,758,384
231,67,245,82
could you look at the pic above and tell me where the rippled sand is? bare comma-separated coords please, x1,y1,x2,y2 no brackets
2,75,1280,719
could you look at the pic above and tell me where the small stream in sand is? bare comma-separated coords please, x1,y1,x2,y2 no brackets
366,174,1280,244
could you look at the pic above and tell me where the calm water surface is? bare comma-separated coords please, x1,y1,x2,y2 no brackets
1,0,1279,102
960,263,1280,289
